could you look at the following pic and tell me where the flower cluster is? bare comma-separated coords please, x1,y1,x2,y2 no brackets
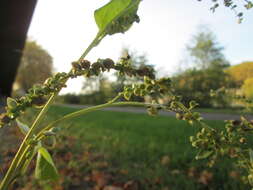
72,57,155,79
122,77,171,100
121,77,172,115
190,116,253,183
0,72,69,127
0,57,156,127
163,99,202,125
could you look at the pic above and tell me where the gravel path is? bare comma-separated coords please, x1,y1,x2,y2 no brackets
58,104,253,121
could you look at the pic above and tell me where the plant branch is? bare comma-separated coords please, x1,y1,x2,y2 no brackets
0,31,104,190
0,94,57,190
35,94,127,139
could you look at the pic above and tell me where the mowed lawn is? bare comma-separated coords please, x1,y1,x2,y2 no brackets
18,105,250,189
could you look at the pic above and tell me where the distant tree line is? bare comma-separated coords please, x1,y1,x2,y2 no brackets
172,28,253,108
17,31,253,108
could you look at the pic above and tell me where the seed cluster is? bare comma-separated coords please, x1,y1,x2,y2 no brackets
0,57,157,127
0,72,69,127
122,77,171,101
198,0,253,23
190,116,253,180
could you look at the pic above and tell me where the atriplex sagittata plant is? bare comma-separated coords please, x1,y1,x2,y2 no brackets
0,0,253,189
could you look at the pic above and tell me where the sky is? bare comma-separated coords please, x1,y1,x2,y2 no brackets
27,0,253,94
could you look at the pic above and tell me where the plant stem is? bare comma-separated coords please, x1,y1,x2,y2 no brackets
78,32,105,62
36,101,147,140
0,94,56,190
0,32,104,190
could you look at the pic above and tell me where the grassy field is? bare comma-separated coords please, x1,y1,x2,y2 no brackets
194,107,252,114
6,105,251,190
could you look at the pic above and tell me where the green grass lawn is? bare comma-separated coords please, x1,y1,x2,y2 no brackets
16,105,250,190
194,107,252,114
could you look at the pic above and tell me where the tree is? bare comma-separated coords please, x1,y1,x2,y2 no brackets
14,40,53,93
173,28,231,107
242,77,253,99
226,61,253,87
187,28,229,70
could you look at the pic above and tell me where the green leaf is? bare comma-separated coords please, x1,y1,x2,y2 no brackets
16,119,30,135
94,0,141,35
20,147,37,175
35,147,59,181
195,150,213,160
249,149,253,167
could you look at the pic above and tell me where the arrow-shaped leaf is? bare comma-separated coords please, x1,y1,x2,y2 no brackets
16,119,30,135
35,147,59,181
94,0,141,36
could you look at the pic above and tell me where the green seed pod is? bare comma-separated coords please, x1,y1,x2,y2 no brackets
7,97,18,110
201,128,206,134
248,174,253,186
133,88,141,96
196,132,203,139
145,84,153,91
206,132,212,137
176,113,183,120
189,101,199,109
170,101,177,109
140,84,145,90
124,86,132,92
226,127,234,133
192,140,201,148
140,90,146,97
188,120,194,125
124,92,132,100
144,76,151,84
44,77,52,85
189,136,195,142
147,106,158,116
239,137,246,144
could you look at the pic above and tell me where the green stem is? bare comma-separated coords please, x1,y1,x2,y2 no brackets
78,32,105,62
3,95,122,186
0,94,56,190
36,101,146,140
0,32,104,190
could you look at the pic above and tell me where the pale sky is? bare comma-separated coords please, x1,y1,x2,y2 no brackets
27,0,253,94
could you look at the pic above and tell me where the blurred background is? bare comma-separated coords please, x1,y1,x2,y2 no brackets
1,1,253,189
10,0,253,109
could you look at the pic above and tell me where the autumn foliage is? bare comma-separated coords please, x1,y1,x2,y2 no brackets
226,61,253,87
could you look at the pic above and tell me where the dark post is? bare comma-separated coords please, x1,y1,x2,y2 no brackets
0,0,37,99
